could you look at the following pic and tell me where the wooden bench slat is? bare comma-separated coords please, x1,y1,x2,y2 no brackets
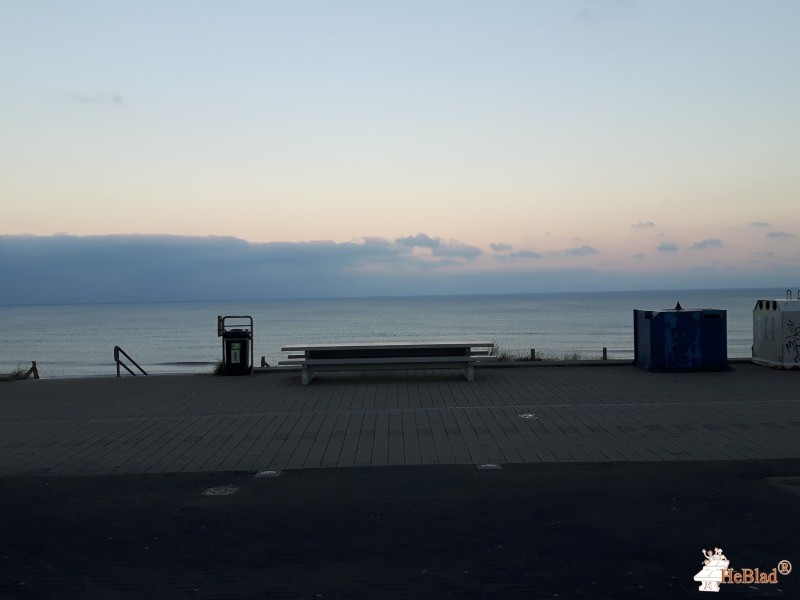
282,341,494,351
279,356,498,366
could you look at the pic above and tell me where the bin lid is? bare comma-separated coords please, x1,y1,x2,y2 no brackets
223,329,251,338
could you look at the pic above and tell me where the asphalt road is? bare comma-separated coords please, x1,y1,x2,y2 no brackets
2,460,799,599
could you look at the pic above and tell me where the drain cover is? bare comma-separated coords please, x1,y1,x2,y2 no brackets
477,463,502,470
202,486,239,496
255,470,281,478
518,413,538,420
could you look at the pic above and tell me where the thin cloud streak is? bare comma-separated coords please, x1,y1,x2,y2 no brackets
506,250,543,259
558,245,598,257
59,91,126,107
690,239,723,250
766,231,797,240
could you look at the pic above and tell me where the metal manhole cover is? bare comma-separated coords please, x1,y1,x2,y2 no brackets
202,486,239,496
518,413,538,420
255,470,281,478
477,463,502,470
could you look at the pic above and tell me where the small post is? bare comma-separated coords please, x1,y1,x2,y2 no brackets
530,348,536,361
602,347,608,360
21,361,39,380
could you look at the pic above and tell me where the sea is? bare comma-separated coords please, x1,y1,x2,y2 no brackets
0,288,787,379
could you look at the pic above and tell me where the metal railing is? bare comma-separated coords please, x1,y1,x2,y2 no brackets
23,361,39,379
114,346,148,377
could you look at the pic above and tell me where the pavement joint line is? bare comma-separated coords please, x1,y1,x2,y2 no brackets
3,398,795,424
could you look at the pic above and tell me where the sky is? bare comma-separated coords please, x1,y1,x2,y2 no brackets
1,0,799,304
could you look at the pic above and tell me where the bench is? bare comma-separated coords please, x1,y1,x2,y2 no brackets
279,341,496,385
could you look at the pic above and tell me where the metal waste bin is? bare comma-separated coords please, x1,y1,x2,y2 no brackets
634,304,727,372
217,316,253,375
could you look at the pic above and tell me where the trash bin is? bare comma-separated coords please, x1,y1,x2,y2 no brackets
223,329,251,375
634,305,727,372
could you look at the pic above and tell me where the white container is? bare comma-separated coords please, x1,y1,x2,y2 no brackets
752,290,800,369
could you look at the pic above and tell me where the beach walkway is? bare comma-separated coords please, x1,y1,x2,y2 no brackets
1,362,797,476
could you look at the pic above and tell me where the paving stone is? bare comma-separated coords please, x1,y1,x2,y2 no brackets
1,364,799,475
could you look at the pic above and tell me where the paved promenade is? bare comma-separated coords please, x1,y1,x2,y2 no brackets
1,362,798,476
2,363,800,598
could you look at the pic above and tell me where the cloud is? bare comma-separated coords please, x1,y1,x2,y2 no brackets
490,243,513,252
766,231,797,240
632,253,646,259
3,233,800,305
434,242,483,259
657,242,678,252
690,238,723,250
395,233,440,249
507,250,543,259
573,8,601,23
0,234,491,304
560,245,598,257
61,91,125,107
395,233,483,259
749,222,771,228
631,221,656,229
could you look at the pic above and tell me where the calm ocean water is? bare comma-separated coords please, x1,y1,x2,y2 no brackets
0,288,784,378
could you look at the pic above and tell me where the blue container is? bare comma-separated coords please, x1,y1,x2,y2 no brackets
633,307,727,372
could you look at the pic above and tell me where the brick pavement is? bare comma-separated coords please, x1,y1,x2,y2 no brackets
1,362,798,476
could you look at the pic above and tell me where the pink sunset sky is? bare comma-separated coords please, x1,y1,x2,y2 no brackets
1,1,798,303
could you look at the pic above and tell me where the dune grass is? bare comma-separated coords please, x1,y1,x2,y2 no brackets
489,345,597,362
1,365,34,382
537,351,597,362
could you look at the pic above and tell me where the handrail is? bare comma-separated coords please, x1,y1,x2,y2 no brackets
114,346,148,377
23,361,39,379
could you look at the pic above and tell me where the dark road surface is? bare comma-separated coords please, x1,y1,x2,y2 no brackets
2,460,799,599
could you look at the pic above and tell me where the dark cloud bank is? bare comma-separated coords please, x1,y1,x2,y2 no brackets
0,234,793,305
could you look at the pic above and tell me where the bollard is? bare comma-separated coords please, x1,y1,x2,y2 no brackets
530,349,536,361
602,347,608,360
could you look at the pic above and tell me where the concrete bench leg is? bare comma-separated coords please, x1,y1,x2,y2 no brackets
465,363,474,382
302,366,311,385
